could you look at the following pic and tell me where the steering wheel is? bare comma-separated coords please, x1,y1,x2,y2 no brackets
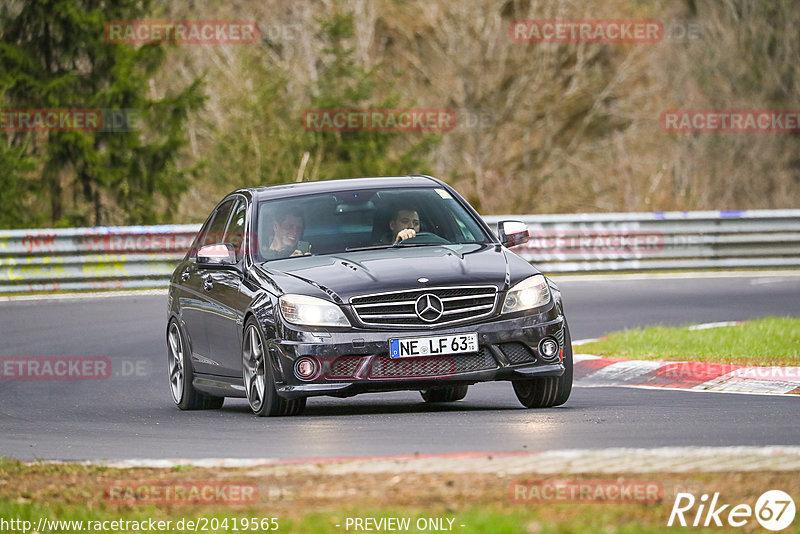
401,232,450,244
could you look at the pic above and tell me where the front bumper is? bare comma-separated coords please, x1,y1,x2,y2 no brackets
265,307,567,399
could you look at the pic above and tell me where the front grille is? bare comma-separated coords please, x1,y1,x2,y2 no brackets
326,356,364,379
367,348,497,378
498,342,537,364
350,286,497,327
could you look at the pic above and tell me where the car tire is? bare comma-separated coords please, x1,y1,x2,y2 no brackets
167,319,224,410
512,321,573,408
242,318,306,417
420,384,469,403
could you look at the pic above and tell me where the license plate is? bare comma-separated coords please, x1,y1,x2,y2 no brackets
389,333,479,358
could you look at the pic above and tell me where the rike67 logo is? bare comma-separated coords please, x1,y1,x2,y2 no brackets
668,490,796,531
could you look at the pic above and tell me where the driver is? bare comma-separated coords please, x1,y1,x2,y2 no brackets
380,206,420,243
262,207,312,259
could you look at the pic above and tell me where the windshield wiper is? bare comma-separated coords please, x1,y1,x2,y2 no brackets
343,244,396,252
342,240,493,253
390,241,442,247
346,242,448,252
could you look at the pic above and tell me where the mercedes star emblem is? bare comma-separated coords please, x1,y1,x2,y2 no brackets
415,293,444,322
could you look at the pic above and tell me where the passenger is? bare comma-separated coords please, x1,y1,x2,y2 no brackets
262,207,311,259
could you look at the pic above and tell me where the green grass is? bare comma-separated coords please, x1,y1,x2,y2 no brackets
2,460,798,533
0,457,107,476
577,317,800,366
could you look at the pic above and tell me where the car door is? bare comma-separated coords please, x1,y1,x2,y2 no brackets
175,209,220,371
201,197,253,377
176,255,210,368
186,198,237,375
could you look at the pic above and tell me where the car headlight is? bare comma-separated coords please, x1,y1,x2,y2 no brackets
501,274,551,314
279,294,350,327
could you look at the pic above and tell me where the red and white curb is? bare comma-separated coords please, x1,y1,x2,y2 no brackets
64,446,800,473
574,354,800,395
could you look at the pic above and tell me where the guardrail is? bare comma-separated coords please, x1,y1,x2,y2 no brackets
0,225,199,293
1,210,799,293
483,209,800,273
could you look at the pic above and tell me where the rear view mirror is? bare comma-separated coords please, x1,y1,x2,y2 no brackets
197,243,237,266
497,220,529,248
335,200,376,214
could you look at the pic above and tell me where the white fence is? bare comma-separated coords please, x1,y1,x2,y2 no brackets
1,210,798,293
483,209,800,273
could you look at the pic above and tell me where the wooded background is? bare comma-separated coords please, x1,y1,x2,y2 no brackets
2,0,799,228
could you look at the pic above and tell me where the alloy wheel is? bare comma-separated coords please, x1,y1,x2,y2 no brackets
167,322,185,403
243,324,266,411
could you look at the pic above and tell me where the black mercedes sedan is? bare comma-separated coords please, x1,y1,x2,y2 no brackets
166,175,572,416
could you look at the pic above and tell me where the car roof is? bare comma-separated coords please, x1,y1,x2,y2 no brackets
240,175,444,201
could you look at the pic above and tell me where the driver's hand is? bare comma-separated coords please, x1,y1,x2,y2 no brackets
290,244,312,257
395,229,416,242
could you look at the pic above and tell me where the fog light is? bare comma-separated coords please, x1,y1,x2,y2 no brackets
539,337,560,362
294,357,319,381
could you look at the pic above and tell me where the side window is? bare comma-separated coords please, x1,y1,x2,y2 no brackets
224,199,247,261
189,214,215,258
200,199,236,248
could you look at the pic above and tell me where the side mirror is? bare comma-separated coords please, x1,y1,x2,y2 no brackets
497,220,529,248
197,243,237,267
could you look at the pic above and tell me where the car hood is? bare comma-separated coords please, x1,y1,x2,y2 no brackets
257,244,538,303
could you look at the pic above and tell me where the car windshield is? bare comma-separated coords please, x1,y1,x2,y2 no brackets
254,186,491,261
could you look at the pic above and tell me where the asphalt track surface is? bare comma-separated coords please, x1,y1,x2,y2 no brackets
0,273,798,461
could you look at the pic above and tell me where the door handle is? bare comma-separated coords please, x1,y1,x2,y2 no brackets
203,277,213,291
181,269,190,282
